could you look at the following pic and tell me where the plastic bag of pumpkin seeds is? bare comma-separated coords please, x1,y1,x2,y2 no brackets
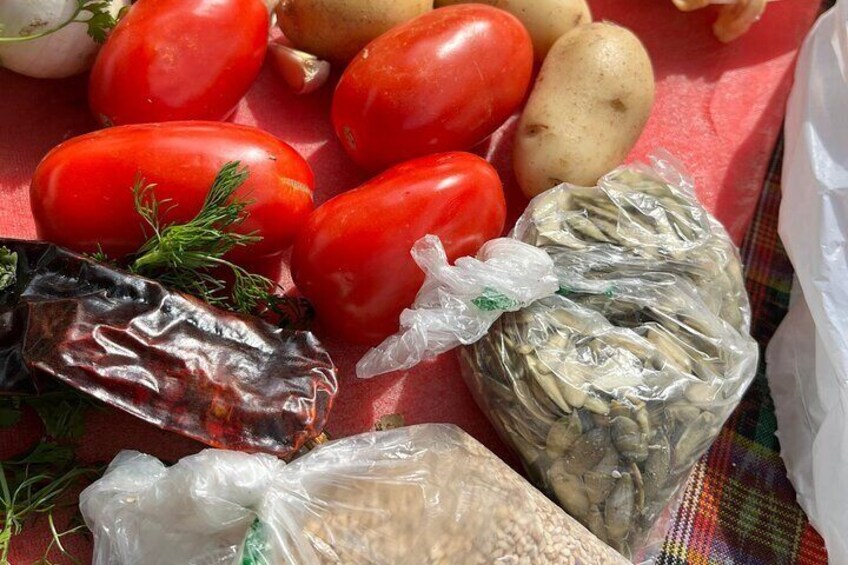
80,424,627,565
360,152,758,562
460,154,758,561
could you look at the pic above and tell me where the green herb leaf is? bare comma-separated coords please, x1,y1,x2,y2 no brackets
87,244,114,266
25,391,94,440
0,387,97,560
9,442,74,468
0,0,117,44
80,1,117,44
264,296,315,331
0,441,101,563
0,247,17,292
130,162,282,314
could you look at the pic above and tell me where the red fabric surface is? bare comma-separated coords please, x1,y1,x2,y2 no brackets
0,0,820,562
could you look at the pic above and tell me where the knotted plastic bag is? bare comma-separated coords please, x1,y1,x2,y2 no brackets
357,236,558,378
80,424,628,565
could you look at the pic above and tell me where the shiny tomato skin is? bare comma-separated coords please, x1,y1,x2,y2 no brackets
31,122,314,263
331,5,533,172
89,0,269,126
291,152,506,345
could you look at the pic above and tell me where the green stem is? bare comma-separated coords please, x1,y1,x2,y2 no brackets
0,7,86,44
0,465,15,564
131,251,166,273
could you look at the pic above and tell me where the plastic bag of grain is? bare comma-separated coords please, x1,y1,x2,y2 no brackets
80,424,627,565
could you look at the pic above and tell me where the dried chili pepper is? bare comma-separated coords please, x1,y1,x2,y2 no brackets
0,239,337,458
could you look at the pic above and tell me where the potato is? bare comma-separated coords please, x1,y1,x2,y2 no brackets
434,0,591,61
513,23,654,197
277,0,433,63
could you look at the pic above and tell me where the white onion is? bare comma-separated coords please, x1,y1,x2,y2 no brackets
0,0,128,79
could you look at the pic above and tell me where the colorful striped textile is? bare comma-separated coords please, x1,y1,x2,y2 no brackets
656,137,829,564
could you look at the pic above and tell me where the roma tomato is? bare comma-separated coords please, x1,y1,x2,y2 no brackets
89,0,269,126
31,122,314,263
291,152,506,345
331,5,533,171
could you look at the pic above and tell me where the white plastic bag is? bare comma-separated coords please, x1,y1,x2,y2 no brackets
357,236,558,378
766,2,848,563
80,424,629,565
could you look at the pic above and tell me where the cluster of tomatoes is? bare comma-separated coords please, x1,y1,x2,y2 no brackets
30,0,536,345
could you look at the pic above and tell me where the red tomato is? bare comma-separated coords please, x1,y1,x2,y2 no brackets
31,122,314,263
291,152,506,345
331,5,533,171
89,0,269,126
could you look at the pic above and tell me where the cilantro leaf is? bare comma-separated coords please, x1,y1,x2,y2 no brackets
80,1,118,44
0,247,17,292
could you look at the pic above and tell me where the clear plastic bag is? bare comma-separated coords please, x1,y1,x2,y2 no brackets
80,424,628,565
458,155,759,561
765,2,848,562
357,235,558,379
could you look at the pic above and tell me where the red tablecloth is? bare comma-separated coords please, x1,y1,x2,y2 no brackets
0,0,821,561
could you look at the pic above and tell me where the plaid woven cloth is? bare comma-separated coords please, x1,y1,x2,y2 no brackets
656,137,829,565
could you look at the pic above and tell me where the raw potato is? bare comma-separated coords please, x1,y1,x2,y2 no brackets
434,0,591,60
276,0,433,62
514,23,654,197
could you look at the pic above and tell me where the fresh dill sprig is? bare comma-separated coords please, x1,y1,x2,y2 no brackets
87,244,114,266
0,446,100,565
129,161,281,314
0,391,101,564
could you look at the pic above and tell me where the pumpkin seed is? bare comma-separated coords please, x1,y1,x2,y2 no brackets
604,474,635,543
611,416,648,462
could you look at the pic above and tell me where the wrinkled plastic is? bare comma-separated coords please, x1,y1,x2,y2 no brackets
80,424,629,565
459,156,758,562
671,0,777,42
357,235,558,379
765,3,848,563
0,239,337,458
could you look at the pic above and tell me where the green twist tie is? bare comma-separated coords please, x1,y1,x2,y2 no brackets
241,518,271,565
556,285,574,297
472,287,518,312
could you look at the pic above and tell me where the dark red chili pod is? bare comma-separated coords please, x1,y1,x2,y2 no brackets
0,239,337,458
